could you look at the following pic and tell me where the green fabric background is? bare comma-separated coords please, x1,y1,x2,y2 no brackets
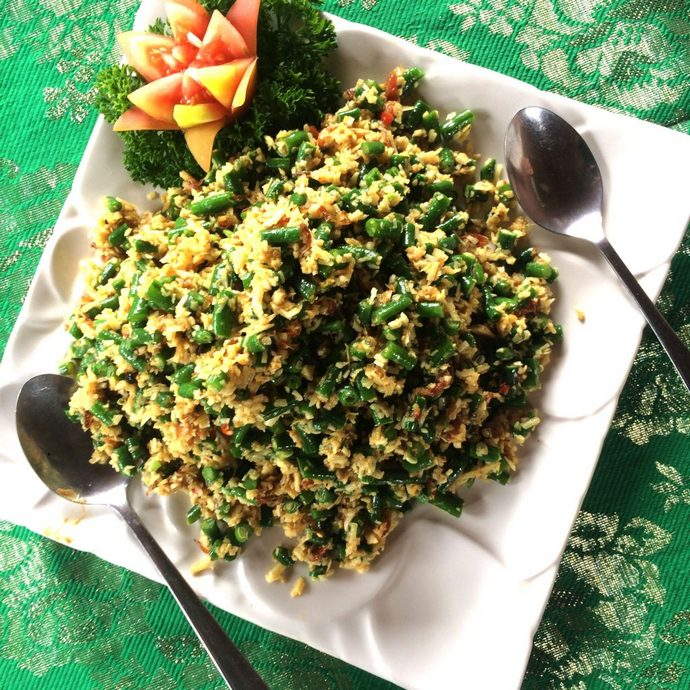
1,0,689,688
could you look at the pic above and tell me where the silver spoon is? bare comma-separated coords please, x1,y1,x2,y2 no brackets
16,373,267,690
505,107,690,392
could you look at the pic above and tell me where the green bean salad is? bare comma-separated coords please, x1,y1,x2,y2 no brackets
63,66,561,587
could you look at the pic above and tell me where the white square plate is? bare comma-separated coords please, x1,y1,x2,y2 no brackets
1,3,688,688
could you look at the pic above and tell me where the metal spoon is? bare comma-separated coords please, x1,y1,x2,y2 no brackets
505,107,690,392
16,373,267,690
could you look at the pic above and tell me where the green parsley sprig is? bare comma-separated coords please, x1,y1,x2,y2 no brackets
95,0,340,188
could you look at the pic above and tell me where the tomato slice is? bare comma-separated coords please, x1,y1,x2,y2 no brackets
226,0,260,55
173,102,226,128
184,119,226,171
181,71,213,104
385,70,399,101
231,57,257,115
127,72,184,123
381,101,396,126
164,0,209,40
187,58,252,109
195,10,249,65
113,107,180,131
117,31,179,82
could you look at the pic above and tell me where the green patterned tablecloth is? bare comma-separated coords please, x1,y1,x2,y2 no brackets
1,0,689,688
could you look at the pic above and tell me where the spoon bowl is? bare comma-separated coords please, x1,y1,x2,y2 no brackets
15,373,267,689
16,374,125,505
504,106,690,391
505,107,604,242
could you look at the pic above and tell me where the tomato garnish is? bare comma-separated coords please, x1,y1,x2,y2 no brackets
385,70,399,100
381,101,396,127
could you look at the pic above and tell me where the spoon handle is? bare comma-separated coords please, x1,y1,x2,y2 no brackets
598,237,690,392
113,504,268,690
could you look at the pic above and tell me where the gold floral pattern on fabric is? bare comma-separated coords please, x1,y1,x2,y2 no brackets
1,0,688,688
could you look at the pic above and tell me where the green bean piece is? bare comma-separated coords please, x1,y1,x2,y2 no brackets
497,228,518,250
68,322,83,339
183,291,204,312
192,328,214,345
91,402,115,426
496,183,514,204
439,235,458,252
200,518,221,540
113,445,135,475
403,222,416,248
296,455,335,480
189,192,235,216
130,328,161,346
202,466,219,484
401,66,424,94
440,110,474,142
357,298,373,325
86,294,119,319
290,192,307,206
178,380,201,399
155,391,174,408
460,276,477,299
362,166,382,187
244,333,267,354
261,226,301,246
106,196,122,212
417,301,444,319
480,158,496,181
297,277,316,302
336,107,361,121
145,280,174,312
320,319,346,335
429,179,455,195
224,168,244,194
266,156,291,170
309,565,328,579
438,148,455,174
296,426,320,456
313,222,332,247
265,179,284,200
420,192,451,230
172,363,194,384
525,261,558,282
107,222,129,248
272,546,295,567
212,300,235,339
371,294,413,325
128,296,150,326
429,492,464,516
496,346,515,361
284,129,309,152
206,372,227,392
361,141,385,156
330,245,380,266
186,505,201,524
296,141,316,161
134,240,157,254
380,342,416,370
98,260,120,285
402,100,429,130
316,364,340,397
422,109,440,132
282,499,300,514
119,341,146,371
338,386,360,407
429,337,456,367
